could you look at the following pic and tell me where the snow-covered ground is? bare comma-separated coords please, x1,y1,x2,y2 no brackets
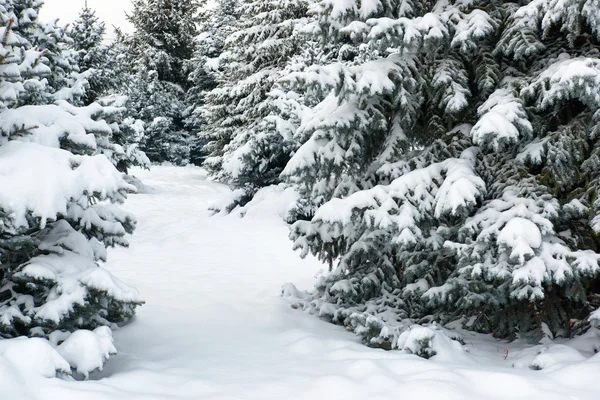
8,166,600,399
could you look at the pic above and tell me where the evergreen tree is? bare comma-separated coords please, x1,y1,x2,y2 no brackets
198,0,312,210
276,0,600,346
70,10,150,173
124,70,189,165
185,0,240,166
0,0,142,340
70,5,113,104
125,0,200,165
6,0,85,105
128,0,199,87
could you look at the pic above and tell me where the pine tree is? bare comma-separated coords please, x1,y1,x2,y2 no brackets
6,0,85,105
0,0,142,340
128,0,199,88
199,0,312,211
185,0,240,166
69,9,150,173
71,4,113,104
277,0,600,347
125,0,200,165
124,70,189,165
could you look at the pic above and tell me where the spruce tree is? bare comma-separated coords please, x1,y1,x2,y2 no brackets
71,5,113,104
199,0,312,211
185,0,240,166
70,10,150,173
7,0,84,105
0,0,142,339
125,0,200,165
277,0,600,346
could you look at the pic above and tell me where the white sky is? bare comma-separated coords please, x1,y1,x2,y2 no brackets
39,0,134,40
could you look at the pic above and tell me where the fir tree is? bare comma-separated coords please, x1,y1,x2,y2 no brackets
128,0,199,88
185,0,240,166
275,0,600,346
125,0,200,165
6,0,85,105
0,0,142,339
70,4,112,104
70,9,151,173
199,0,312,210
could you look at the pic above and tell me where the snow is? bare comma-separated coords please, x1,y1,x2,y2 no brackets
517,138,548,164
395,325,468,362
3,165,600,399
471,89,532,151
450,10,495,52
0,337,71,379
0,141,132,229
57,327,117,379
232,184,299,220
522,56,600,109
498,217,542,263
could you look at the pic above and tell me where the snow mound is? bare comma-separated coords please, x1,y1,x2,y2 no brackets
512,344,587,370
396,325,467,361
123,173,155,194
0,337,71,379
281,282,310,300
0,329,118,385
234,184,299,220
57,327,117,379
212,183,299,221
529,345,586,370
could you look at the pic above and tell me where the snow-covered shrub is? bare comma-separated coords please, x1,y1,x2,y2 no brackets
0,0,141,340
284,282,466,358
395,325,466,360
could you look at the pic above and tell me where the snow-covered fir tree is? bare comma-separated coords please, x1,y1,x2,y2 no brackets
185,0,240,165
124,0,200,165
69,9,150,173
199,0,313,210
0,0,142,340
6,0,85,105
128,0,199,87
70,5,114,105
122,69,190,165
272,0,600,346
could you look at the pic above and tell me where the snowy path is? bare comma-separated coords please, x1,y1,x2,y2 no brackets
37,166,600,399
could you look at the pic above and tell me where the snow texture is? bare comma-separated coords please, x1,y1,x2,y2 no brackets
2,166,599,399
57,327,117,379
0,140,131,229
